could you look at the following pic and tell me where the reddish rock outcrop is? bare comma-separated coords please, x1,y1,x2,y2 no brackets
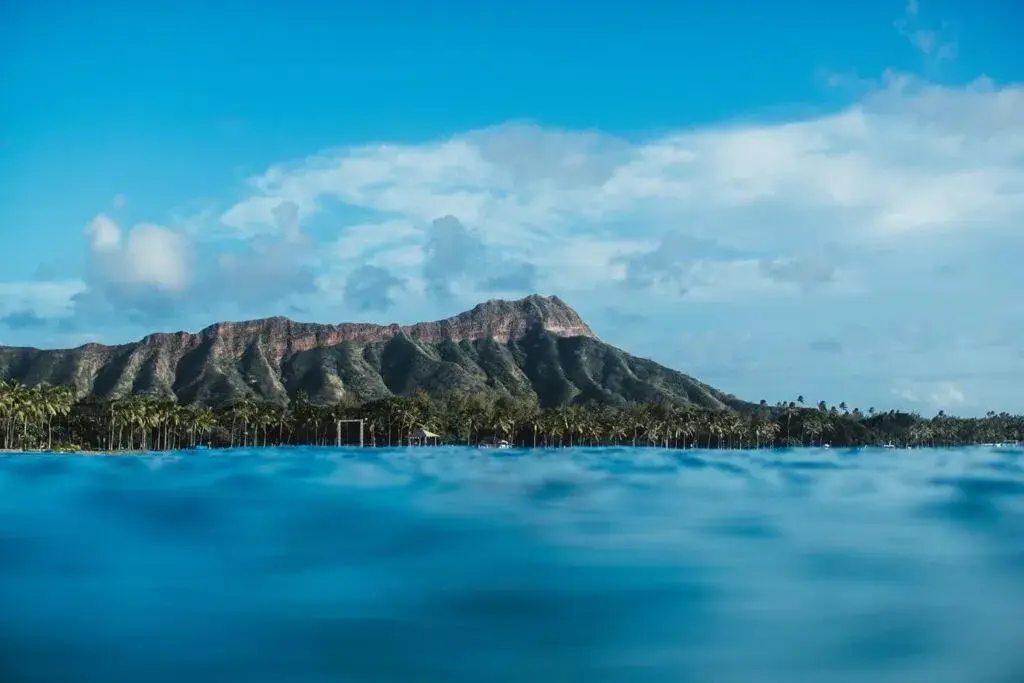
5,294,593,361
108,294,594,363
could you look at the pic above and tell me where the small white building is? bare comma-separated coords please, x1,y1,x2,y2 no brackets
409,427,441,446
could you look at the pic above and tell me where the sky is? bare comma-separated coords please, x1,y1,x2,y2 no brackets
1,0,1022,416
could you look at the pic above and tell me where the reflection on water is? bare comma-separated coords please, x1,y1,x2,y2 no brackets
1,446,1023,682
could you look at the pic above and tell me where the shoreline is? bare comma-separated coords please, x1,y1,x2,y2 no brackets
0,448,164,456
2,442,1020,457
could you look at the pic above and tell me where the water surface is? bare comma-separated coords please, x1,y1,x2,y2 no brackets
2,446,1023,682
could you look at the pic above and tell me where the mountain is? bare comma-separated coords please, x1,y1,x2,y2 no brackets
0,294,748,410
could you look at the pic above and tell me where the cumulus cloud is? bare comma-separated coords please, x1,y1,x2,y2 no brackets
423,216,487,301
483,262,537,293
85,214,122,252
84,214,190,293
71,215,193,323
0,281,84,324
66,212,317,328
614,234,749,291
271,200,304,243
214,74,1023,308
417,215,539,301
343,265,405,312
210,240,318,308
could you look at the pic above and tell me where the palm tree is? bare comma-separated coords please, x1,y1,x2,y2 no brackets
624,403,647,447
136,398,160,451
725,414,745,449
804,416,823,447
38,385,74,451
679,412,698,448
540,409,564,447
782,402,798,443
0,380,13,449
10,383,39,450
259,404,282,446
234,399,258,447
757,420,780,449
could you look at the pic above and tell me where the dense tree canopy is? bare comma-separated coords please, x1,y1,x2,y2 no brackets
0,380,1020,452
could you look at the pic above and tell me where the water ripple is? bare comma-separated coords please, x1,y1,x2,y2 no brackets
1,446,1022,682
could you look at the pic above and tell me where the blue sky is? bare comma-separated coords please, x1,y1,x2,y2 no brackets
1,0,1022,415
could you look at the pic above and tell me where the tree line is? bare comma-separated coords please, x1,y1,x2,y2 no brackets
0,379,1021,452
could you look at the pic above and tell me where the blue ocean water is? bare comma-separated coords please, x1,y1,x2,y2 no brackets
1,446,1023,683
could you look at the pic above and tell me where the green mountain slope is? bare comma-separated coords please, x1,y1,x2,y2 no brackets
0,295,748,410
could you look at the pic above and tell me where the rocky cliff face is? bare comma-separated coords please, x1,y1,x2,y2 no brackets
121,293,593,360
0,294,743,409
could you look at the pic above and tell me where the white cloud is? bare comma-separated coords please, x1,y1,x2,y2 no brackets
0,280,85,319
86,214,121,252
220,195,318,238
124,225,190,291
215,75,1023,301
371,244,424,270
85,214,190,293
331,220,420,263
219,140,498,236
537,236,650,293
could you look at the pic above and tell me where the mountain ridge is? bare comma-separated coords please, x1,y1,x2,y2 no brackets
0,294,747,410
16,294,594,353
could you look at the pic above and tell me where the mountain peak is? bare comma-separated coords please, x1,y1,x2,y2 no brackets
458,294,595,341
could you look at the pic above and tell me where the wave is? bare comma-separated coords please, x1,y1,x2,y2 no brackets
1,446,1022,682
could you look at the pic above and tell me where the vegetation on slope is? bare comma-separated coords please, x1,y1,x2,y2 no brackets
0,331,745,411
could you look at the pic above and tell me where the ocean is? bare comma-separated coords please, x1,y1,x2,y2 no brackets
1,445,1022,682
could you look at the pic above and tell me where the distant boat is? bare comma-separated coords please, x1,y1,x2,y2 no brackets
882,443,896,449
479,439,511,449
